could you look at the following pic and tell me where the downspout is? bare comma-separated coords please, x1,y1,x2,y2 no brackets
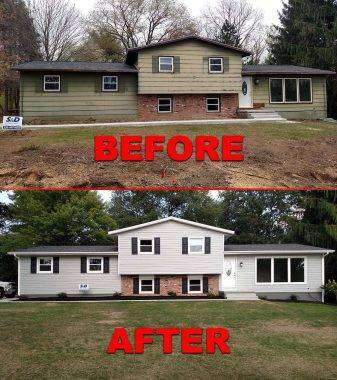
14,254,21,297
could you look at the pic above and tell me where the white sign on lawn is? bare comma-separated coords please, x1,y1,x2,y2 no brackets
2,116,23,131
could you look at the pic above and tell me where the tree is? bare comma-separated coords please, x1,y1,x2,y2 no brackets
201,0,266,63
27,0,84,61
218,20,241,47
267,0,337,117
88,0,198,54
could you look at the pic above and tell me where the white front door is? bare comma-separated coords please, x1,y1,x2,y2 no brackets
239,76,253,108
222,257,237,290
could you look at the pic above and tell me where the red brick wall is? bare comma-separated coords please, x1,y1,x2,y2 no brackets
138,94,238,121
121,275,220,296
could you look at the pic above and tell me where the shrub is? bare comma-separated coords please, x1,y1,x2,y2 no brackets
112,292,122,299
259,296,268,301
322,280,337,302
289,294,298,302
58,293,68,300
19,295,28,301
167,291,177,298
207,292,218,299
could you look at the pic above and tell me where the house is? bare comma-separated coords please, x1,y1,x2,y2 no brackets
9,217,334,301
14,36,335,123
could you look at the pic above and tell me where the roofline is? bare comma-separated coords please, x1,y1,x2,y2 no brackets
242,71,336,76
8,251,119,256
224,249,335,254
109,217,235,235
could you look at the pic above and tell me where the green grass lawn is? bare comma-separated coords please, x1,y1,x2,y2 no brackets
1,300,337,379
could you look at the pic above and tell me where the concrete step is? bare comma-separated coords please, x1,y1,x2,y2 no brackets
225,292,259,301
239,108,287,121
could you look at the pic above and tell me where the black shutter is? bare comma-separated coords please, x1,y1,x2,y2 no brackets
205,237,211,254
223,57,230,72
95,75,102,93
182,237,188,255
133,277,139,294
35,75,44,93
154,238,161,255
173,56,180,73
53,257,60,274
103,257,110,273
154,277,160,294
81,257,87,273
132,238,138,255
118,75,126,93
152,56,159,73
203,57,209,73
31,257,37,274
203,276,209,294
60,75,68,93
182,277,188,294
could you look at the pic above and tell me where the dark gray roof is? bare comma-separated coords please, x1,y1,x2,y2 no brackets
243,65,335,76
10,246,118,256
13,61,138,73
224,244,334,253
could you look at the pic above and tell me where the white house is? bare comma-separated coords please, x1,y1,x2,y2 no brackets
9,217,334,301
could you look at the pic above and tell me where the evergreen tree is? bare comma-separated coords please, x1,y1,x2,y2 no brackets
218,20,241,47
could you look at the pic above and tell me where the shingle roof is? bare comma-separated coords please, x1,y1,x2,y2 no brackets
13,61,138,73
224,244,334,254
10,246,118,256
243,65,335,76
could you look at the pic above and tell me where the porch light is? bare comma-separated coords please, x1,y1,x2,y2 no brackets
254,78,260,86
240,262,244,268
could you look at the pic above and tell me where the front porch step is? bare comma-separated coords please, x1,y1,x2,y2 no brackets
238,109,287,121
225,292,259,301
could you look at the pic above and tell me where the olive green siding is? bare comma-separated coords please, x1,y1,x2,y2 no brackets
20,72,138,121
252,76,327,119
137,40,243,94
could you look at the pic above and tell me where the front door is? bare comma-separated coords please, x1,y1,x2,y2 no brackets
222,257,237,290
239,76,253,108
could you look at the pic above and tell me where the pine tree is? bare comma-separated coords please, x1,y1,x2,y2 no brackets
218,20,241,47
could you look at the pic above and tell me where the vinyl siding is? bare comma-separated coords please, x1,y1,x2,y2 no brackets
252,76,327,119
20,72,138,120
19,256,120,296
137,40,243,94
118,220,228,275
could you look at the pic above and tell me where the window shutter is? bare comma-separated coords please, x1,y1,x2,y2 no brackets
31,257,37,274
118,76,126,93
95,76,102,93
182,237,188,255
132,238,138,255
60,75,68,93
133,277,139,294
203,276,209,294
103,257,110,273
223,57,229,72
203,57,209,73
154,277,160,294
35,75,44,93
182,277,188,294
81,257,87,273
154,237,161,255
205,237,211,254
152,56,159,73
173,56,180,73
53,257,60,274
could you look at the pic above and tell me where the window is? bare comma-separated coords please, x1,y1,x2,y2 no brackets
206,98,220,112
38,257,53,273
159,57,174,73
209,57,223,73
188,238,204,254
299,79,312,102
270,78,312,104
87,257,103,273
274,258,288,283
291,258,305,283
140,276,154,293
257,259,272,283
270,79,283,103
139,239,153,254
44,75,60,92
158,98,172,113
188,276,203,293
285,79,298,102
102,76,118,92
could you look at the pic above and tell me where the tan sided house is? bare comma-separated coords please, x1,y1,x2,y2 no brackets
14,35,335,122
9,217,334,301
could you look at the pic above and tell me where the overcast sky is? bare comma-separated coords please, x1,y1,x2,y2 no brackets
72,0,282,26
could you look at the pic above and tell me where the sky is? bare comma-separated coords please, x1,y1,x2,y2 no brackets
72,0,282,26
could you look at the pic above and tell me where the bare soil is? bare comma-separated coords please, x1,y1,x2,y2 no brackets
0,121,336,189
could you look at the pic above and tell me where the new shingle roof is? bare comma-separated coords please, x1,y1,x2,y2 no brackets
13,61,138,73
243,65,335,76
224,244,334,253
10,246,118,256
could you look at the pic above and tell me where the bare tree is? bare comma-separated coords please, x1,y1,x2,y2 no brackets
201,0,266,63
89,0,198,53
27,0,84,61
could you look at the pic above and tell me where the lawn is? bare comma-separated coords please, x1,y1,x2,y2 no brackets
0,300,337,379
0,121,336,188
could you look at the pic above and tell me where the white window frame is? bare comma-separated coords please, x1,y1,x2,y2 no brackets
157,98,172,113
102,75,118,92
206,97,220,112
269,78,313,104
209,57,224,74
87,257,103,274
43,75,61,92
188,237,205,254
37,257,53,274
138,238,154,255
255,257,307,285
188,275,203,294
159,56,174,73
139,276,154,294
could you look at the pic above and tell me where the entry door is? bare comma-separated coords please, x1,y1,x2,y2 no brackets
222,257,237,290
239,77,253,108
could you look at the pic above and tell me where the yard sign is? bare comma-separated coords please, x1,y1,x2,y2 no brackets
2,116,23,131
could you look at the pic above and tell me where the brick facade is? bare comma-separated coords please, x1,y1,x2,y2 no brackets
138,94,238,121
121,275,220,296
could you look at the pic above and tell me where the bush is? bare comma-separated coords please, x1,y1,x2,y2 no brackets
289,294,298,302
58,293,68,300
259,296,268,301
207,292,218,299
112,292,122,299
167,291,177,298
19,295,28,301
322,280,337,302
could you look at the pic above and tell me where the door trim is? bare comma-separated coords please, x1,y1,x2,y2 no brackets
239,76,253,109
222,257,237,291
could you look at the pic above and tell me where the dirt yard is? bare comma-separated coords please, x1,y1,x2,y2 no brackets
0,121,336,189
